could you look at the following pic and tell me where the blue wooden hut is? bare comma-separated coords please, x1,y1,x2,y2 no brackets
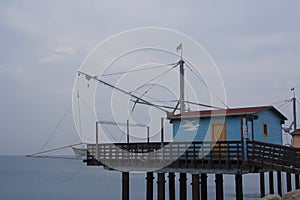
169,106,287,145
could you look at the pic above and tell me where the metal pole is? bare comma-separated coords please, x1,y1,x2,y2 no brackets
127,120,129,143
179,59,185,113
292,89,297,131
96,121,99,160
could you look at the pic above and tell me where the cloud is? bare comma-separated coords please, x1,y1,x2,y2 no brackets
38,54,63,63
55,46,77,55
38,46,77,63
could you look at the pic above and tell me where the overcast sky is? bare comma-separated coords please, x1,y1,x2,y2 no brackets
1,1,300,155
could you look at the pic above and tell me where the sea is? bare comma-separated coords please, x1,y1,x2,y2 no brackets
0,156,292,200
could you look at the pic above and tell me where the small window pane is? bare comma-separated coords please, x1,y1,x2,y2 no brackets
263,123,268,137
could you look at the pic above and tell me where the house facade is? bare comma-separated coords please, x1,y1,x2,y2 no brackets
169,106,287,145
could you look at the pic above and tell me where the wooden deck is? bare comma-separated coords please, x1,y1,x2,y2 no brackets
85,140,300,174
247,140,300,174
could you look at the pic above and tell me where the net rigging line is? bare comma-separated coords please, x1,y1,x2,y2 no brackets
272,99,292,105
41,103,72,151
132,63,179,93
98,120,148,127
277,99,292,109
128,63,179,115
101,63,177,77
27,142,84,157
184,62,230,109
76,74,83,140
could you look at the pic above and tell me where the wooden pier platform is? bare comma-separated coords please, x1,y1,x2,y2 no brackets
84,140,300,200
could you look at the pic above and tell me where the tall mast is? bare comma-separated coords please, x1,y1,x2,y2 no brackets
179,59,185,113
292,88,297,130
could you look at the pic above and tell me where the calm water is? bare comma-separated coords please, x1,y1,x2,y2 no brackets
0,156,287,200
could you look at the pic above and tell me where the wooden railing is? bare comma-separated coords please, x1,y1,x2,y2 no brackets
247,141,300,173
86,141,243,170
86,140,300,173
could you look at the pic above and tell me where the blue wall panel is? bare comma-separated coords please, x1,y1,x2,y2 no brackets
172,109,283,145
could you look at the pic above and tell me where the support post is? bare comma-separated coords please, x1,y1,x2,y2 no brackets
277,171,282,196
146,172,154,200
287,172,292,192
215,174,224,200
127,120,129,143
269,171,274,194
295,174,300,189
192,174,200,200
122,172,129,200
235,174,243,200
179,59,185,113
147,126,150,143
168,172,175,200
201,173,208,200
260,172,265,198
293,94,297,130
180,173,187,200
157,173,165,200
161,118,164,160
96,121,99,160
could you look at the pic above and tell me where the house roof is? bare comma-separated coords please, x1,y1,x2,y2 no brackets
168,106,287,120
291,129,300,135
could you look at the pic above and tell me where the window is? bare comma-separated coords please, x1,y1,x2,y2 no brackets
262,122,268,137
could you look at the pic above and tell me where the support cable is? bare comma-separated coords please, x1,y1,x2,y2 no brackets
184,62,230,109
27,143,83,157
41,104,72,151
278,100,292,109
101,63,177,77
129,63,179,116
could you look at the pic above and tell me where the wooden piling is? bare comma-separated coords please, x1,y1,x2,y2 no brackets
277,171,282,196
269,171,274,194
286,172,292,192
179,173,187,200
260,172,265,198
122,172,129,200
201,173,208,200
191,174,200,200
157,173,165,200
168,172,175,200
235,174,243,200
295,174,300,189
215,174,224,200
146,172,154,200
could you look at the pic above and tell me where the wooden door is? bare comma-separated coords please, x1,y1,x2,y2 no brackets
211,122,226,156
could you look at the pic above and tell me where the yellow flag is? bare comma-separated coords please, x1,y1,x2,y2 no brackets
176,43,182,52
